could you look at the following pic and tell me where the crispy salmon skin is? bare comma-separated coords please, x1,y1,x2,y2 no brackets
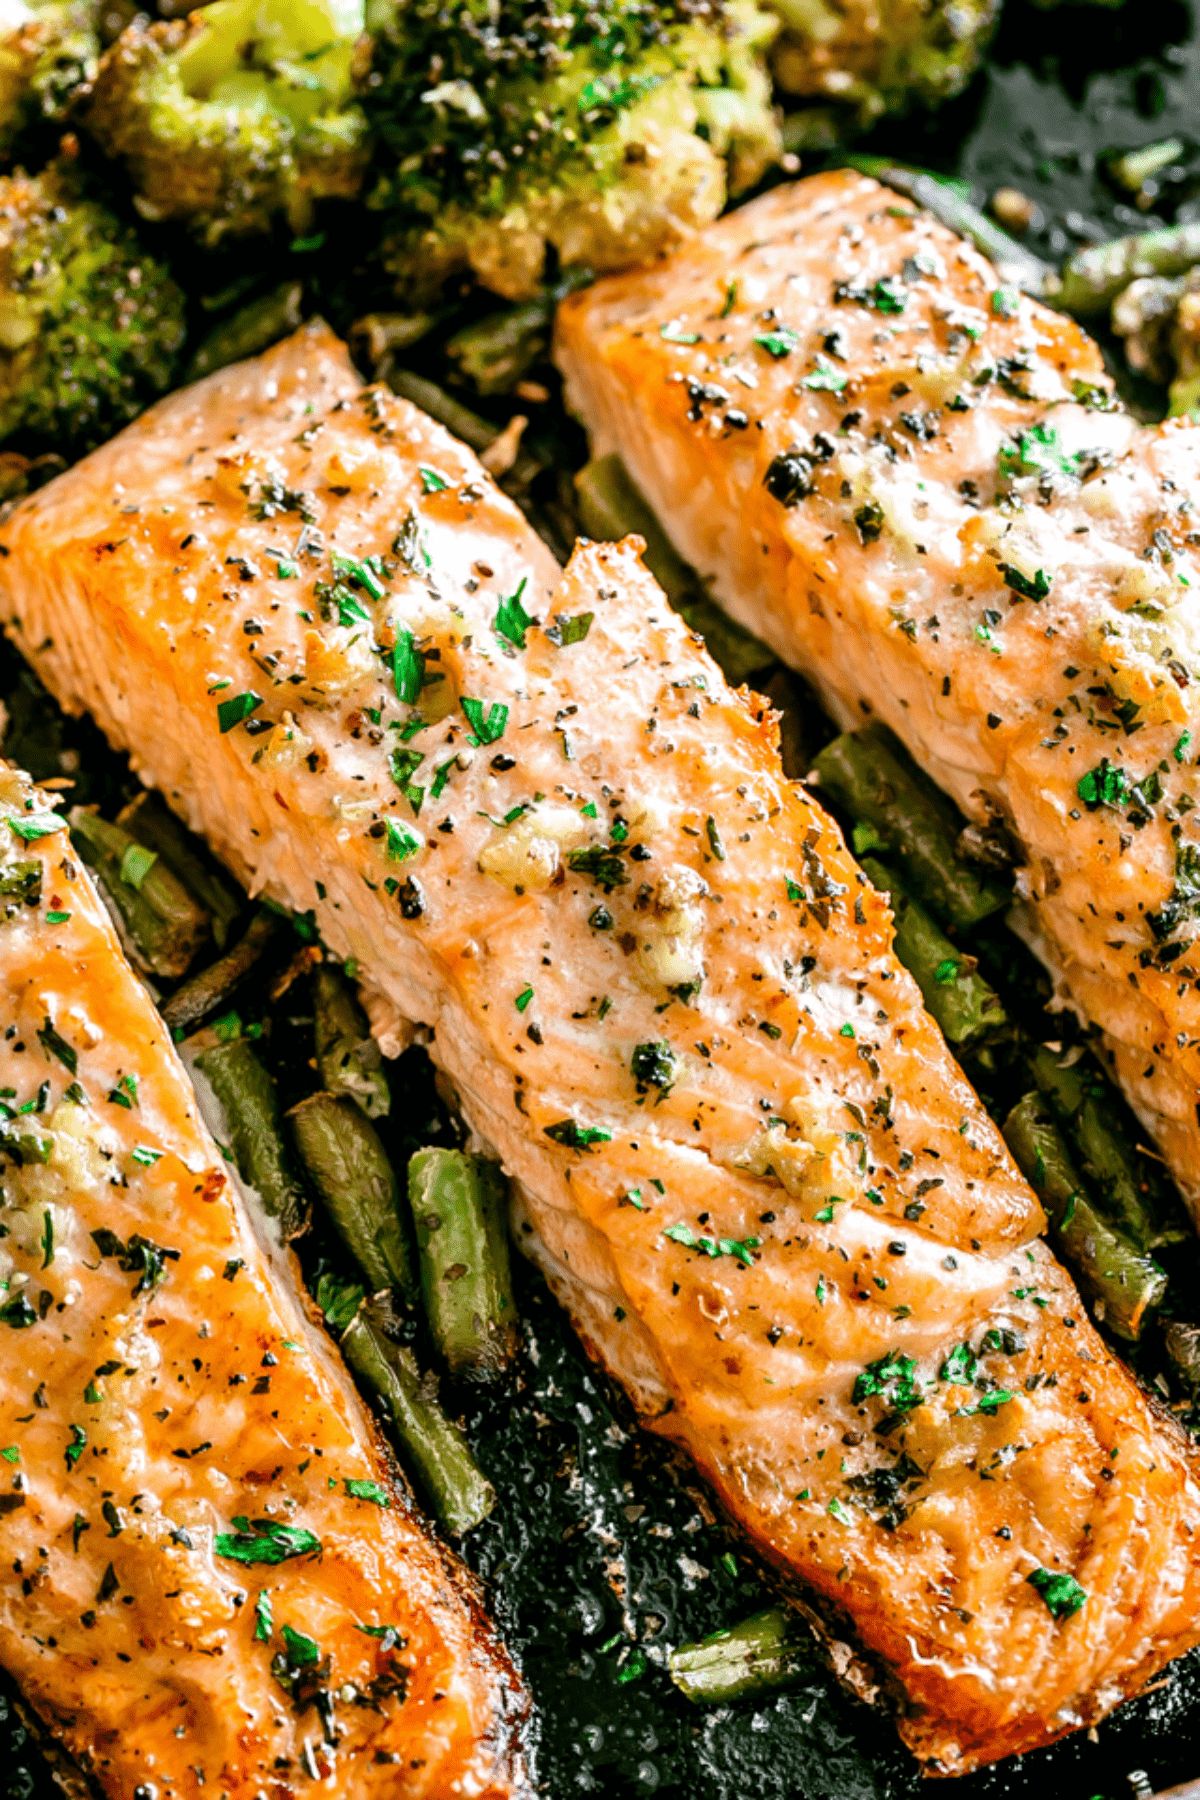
0,758,531,1799
554,169,1200,1222
3,324,1200,1773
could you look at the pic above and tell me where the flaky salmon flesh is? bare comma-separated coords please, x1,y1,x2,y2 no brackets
555,168,1200,1229
3,323,1200,1775
0,761,531,1798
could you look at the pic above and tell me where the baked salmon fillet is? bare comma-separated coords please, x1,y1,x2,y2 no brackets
0,757,531,1798
3,324,1200,1774
554,169,1200,1221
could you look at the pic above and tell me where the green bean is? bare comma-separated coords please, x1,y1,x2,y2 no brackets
312,962,390,1119
1026,1044,1183,1251
1056,221,1200,317
844,157,1053,297
184,280,305,382
409,1149,518,1381
668,1608,815,1704
1107,139,1185,195
574,454,773,683
342,1305,495,1534
194,1037,307,1238
446,299,551,395
69,806,209,979
1002,1094,1166,1341
348,311,437,375
289,1092,416,1304
386,368,542,489
1162,1319,1200,1393
861,857,1007,1050
118,790,243,950
160,907,279,1037
811,726,1010,930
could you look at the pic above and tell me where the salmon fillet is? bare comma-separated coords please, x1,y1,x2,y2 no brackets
0,756,531,1798
553,169,1200,1222
3,324,1200,1774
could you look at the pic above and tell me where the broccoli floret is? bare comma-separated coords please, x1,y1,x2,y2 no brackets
81,0,370,245
362,0,782,303
769,0,998,139
0,165,185,450
0,0,97,157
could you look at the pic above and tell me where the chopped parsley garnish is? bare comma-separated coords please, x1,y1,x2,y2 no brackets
384,818,421,861
852,1350,923,1413
754,325,800,359
802,358,848,392
419,465,448,493
331,551,387,602
45,910,70,924
316,1271,365,1333
631,1040,676,1096
567,843,628,892
933,958,959,985
660,320,699,345
959,1389,1015,1416
547,611,594,646
939,1342,977,1384
40,1209,53,1269
130,1145,162,1167
515,985,534,1012
461,696,509,745
65,1424,86,1468
345,1478,391,1507
662,1223,761,1265
6,811,63,841
214,1518,321,1565
254,1589,273,1641
1148,839,1200,941
217,691,263,733
827,1496,853,1525
1076,758,1128,810
108,1073,138,1109
494,578,533,649
0,1294,37,1329
37,1016,76,1074
991,286,1020,318
1175,730,1193,764
998,563,1051,601
393,628,424,706
705,815,726,861
544,1120,612,1151
1027,1567,1086,1619
90,1228,179,1294
997,422,1079,484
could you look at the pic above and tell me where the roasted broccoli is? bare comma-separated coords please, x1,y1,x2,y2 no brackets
769,0,999,141
0,165,185,450
0,0,97,158
1112,270,1200,417
362,0,782,303
81,0,370,245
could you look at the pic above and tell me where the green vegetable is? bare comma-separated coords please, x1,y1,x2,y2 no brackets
409,1149,518,1381
312,962,390,1120
83,0,369,245
341,1304,495,1534
0,165,185,453
669,1607,815,1703
862,856,1007,1051
1002,1094,1166,1341
69,806,210,980
161,907,279,1039
844,158,1051,295
0,0,97,159
1026,1044,1182,1252
195,1037,307,1238
1057,221,1200,317
446,299,551,396
118,790,243,951
289,1091,417,1303
363,0,781,302
184,280,305,382
811,726,1010,930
